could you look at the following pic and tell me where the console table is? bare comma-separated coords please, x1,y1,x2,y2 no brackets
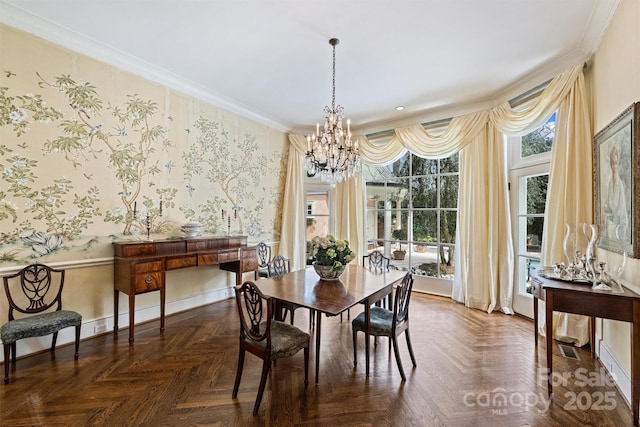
531,269,640,426
113,236,257,344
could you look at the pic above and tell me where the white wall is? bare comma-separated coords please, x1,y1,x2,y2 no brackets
590,0,640,403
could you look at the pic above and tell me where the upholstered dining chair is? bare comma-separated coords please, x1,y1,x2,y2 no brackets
341,250,391,322
1,264,82,384
267,255,314,326
232,280,309,415
352,272,416,381
255,242,271,280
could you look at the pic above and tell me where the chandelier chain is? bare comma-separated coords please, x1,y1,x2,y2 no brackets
331,41,336,111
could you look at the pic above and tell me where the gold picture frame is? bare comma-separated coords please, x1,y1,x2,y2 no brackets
593,102,640,257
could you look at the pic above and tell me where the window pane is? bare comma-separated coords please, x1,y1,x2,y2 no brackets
412,156,438,176
440,210,457,243
441,175,458,209
522,112,555,157
412,210,437,241
439,244,455,278
414,244,439,277
526,217,544,253
411,176,437,208
306,192,329,240
526,175,548,214
386,178,410,208
440,153,459,173
391,152,411,177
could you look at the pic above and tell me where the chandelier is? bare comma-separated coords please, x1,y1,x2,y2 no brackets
305,38,361,186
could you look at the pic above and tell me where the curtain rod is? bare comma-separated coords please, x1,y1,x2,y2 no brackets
365,62,587,141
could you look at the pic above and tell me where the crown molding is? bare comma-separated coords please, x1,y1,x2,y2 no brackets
578,0,621,55
0,1,291,132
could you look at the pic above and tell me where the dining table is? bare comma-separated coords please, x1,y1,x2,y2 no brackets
253,264,406,383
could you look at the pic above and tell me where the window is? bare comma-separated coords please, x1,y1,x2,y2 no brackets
364,152,459,279
509,112,555,317
306,192,329,240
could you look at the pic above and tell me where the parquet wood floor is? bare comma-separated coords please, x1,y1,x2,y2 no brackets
0,292,634,426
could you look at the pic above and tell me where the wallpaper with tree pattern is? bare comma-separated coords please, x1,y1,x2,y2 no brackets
0,25,287,264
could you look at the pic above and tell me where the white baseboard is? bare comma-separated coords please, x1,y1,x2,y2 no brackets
0,287,234,363
597,338,631,406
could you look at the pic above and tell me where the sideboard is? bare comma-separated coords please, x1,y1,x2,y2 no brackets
531,268,640,426
113,236,257,344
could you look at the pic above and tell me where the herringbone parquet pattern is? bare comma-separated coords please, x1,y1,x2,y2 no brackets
0,292,634,426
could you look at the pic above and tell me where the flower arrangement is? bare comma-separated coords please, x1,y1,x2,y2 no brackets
308,234,356,272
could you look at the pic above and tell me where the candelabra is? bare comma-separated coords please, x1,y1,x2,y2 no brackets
221,207,238,236
133,199,163,241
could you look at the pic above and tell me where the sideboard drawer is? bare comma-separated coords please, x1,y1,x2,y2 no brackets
218,249,240,263
166,255,197,270
131,259,164,274
199,249,240,265
134,271,164,293
242,257,258,272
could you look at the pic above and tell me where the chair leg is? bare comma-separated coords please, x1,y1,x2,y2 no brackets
4,343,10,384
347,308,350,320
303,347,309,387
352,329,358,367
405,329,417,367
308,310,314,328
51,331,59,352
392,334,406,381
74,325,81,359
340,312,343,323
289,310,295,325
253,358,271,415
11,342,16,363
232,347,246,398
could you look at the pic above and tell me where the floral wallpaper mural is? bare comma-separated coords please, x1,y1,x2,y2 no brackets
0,27,287,265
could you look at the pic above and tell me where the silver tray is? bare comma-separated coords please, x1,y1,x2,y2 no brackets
538,266,591,285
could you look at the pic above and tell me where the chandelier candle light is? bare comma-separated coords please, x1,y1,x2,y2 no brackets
305,38,361,187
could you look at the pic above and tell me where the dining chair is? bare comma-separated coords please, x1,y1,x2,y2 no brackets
351,272,416,381
340,250,391,322
232,280,309,415
255,242,271,280
1,264,82,384
267,255,315,326
364,250,391,272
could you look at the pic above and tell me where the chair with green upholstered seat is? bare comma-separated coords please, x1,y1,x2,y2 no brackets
351,272,416,381
232,280,309,415
267,254,315,326
1,264,82,384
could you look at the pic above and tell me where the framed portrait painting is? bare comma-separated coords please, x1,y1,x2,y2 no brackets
593,102,640,257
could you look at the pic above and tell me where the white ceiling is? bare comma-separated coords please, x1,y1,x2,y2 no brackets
1,0,619,135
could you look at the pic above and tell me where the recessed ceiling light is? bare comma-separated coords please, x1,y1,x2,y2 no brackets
395,106,405,111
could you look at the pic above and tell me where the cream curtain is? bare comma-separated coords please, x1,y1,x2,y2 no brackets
281,134,309,271
452,124,514,313
539,70,593,346
283,64,590,330
332,171,365,264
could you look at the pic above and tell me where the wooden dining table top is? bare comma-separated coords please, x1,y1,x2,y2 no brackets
254,264,406,316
